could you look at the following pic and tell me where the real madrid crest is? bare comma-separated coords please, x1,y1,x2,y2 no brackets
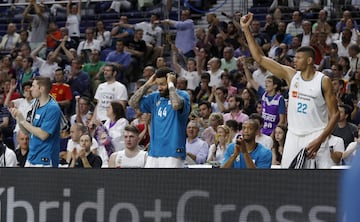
294,82,299,89
112,87,115,92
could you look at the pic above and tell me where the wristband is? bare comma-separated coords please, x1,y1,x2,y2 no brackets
168,82,175,89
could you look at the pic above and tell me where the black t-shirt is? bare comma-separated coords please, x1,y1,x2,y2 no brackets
125,39,147,60
72,152,102,168
15,148,28,168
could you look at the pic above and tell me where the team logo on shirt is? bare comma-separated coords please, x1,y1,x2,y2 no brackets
292,90,298,98
294,82,299,88
156,100,160,106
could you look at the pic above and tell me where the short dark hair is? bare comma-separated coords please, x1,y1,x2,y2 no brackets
266,75,283,92
151,13,160,20
155,67,174,79
105,63,117,73
125,125,140,135
22,80,32,89
246,119,260,131
339,104,353,115
216,86,228,95
228,95,244,109
296,46,316,61
249,113,264,126
225,119,239,131
116,39,125,44
26,56,33,66
33,76,52,93
198,101,211,109
201,72,210,81
20,29,28,36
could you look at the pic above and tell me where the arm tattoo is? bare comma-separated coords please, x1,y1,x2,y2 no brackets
169,87,184,110
128,85,151,109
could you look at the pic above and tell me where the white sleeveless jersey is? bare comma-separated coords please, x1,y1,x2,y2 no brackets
114,150,147,168
287,71,328,135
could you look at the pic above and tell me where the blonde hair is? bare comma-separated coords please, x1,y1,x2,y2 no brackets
215,125,232,145
209,112,224,126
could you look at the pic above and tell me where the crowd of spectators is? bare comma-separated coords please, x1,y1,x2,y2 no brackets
0,0,360,168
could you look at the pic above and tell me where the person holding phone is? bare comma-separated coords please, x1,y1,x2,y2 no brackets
221,119,272,168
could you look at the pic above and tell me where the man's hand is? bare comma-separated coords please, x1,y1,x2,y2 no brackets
240,13,253,29
79,148,86,159
234,136,246,156
9,107,25,122
9,82,17,92
306,138,322,159
145,74,157,88
71,148,78,159
239,55,247,65
167,72,176,84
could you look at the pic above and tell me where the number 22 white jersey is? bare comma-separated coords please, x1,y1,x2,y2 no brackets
287,71,328,135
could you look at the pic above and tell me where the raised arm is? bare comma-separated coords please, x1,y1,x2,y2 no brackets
240,13,295,85
77,0,82,15
31,42,47,60
33,1,44,18
22,1,33,20
239,56,259,91
4,82,17,108
66,0,71,16
167,73,184,110
171,43,182,73
128,74,156,109
61,44,75,61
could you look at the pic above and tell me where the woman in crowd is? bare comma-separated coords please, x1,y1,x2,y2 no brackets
103,101,129,152
207,125,232,164
201,112,224,146
240,87,257,116
69,133,102,168
271,124,287,165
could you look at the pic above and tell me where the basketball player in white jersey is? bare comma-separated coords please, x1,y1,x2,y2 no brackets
240,13,339,168
108,125,147,168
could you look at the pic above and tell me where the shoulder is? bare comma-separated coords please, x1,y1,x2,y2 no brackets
114,81,127,89
117,118,129,125
348,122,358,130
177,90,190,98
48,99,62,110
256,143,272,154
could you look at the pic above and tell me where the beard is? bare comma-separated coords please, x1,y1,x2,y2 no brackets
159,88,169,97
